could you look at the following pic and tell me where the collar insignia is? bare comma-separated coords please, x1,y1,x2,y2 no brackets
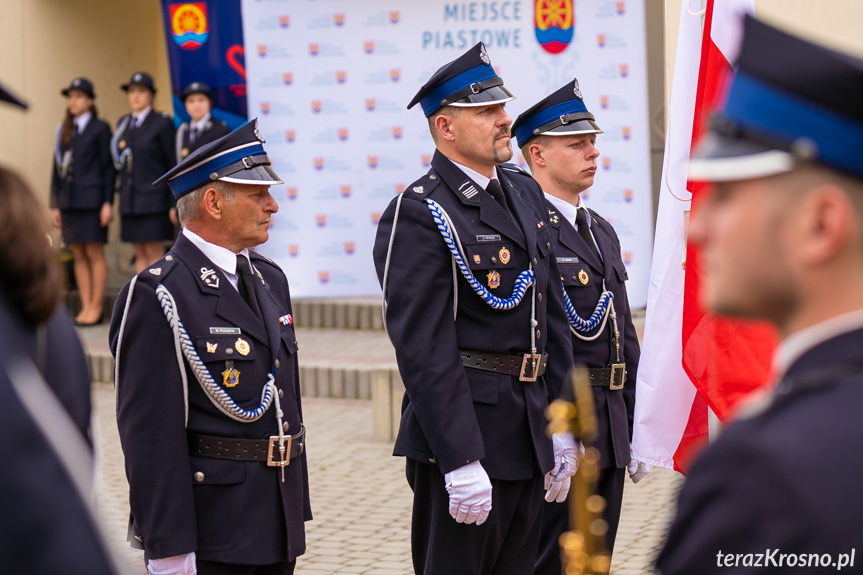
200,267,220,289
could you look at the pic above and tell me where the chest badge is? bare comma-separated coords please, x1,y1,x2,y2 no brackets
473,254,481,265
206,342,218,353
279,314,293,326
487,270,501,289
235,338,251,356
498,246,511,265
578,269,589,285
200,267,220,289
222,363,240,388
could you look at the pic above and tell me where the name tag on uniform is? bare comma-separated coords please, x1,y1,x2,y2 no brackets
210,327,241,335
557,257,580,264
476,234,501,242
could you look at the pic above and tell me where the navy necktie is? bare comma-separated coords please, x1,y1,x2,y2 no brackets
575,208,601,261
486,179,512,217
237,255,263,323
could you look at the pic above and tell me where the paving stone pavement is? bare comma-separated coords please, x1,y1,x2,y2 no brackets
92,383,681,575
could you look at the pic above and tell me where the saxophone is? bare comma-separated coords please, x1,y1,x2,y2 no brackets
546,365,612,575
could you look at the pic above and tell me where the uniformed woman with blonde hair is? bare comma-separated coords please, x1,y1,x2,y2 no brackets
51,77,116,326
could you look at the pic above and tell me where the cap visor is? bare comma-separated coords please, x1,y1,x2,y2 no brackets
688,133,795,182
220,164,284,186
541,118,604,136
449,85,516,107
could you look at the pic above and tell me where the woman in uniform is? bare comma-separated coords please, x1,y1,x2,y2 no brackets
111,72,176,272
175,81,230,163
51,77,115,326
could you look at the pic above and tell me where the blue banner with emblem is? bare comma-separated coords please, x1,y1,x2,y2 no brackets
160,0,248,129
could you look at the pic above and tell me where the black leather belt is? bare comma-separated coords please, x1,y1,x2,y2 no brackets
587,365,627,390
460,350,549,382
188,425,305,467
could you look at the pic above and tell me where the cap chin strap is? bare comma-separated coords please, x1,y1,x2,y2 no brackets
441,77,505,107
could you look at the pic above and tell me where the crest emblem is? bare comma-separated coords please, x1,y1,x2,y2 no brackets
235,338,251,356
206,342,218,353
578,269,589,285
473,255,481,265
479,43,490,65
222,366,240,387
573,78,583,100
200,267,220,288
487,270,501,289
499,246,511,265
170,3,209,50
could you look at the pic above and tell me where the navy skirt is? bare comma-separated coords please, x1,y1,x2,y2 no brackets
61,210,107,245
121,213,174,243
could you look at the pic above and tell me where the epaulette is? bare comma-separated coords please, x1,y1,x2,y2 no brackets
249,250,283,273
401,169,441,200
499,162,531,177
135,253,179,288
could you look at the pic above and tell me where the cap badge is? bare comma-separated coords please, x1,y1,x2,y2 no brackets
133,73,142,82
573,79,583,100
499,246,511,265
253,120,265,143
479,43,490,65
235,338,251,356
73,79,81,87
487,270,501,289
200,267,220,289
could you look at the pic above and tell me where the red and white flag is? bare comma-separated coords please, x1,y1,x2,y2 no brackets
632,0,770,474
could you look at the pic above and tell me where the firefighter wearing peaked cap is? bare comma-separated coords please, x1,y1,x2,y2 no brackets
110,119,311,575
512,78,642,572
657,16,863,575
176,82,230,163
372,42,575,574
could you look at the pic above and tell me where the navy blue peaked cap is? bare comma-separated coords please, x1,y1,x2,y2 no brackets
690,16,863,181
62,77,95,99
0,80,27,109
121,72,156,94
181,81,213,102
407,42,514,117
153,119,283,198
512,78,602,148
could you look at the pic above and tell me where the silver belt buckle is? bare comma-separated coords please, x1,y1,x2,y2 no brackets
267,435,292,467
519,353,542,382
609,364,626,390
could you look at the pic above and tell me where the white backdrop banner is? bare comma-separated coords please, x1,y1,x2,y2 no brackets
241,0,653,305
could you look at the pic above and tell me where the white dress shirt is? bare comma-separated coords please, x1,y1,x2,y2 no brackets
182,227,251,293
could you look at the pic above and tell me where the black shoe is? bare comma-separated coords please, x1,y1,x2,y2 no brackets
75,313,104,327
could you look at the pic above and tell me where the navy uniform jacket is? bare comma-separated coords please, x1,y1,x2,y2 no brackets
176,118,231,163
51,118,116,210
372,150,573,480
109,233,311,563
113,111,176,214
544,200,638,469
657,327,863,574
0,298,111,573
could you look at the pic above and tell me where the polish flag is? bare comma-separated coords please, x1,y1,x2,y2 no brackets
632,0,770,474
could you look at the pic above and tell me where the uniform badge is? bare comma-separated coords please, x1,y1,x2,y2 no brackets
578,269,589,285
479,43,490,65
279,314,293,326
573,78,583,100
413,186,424,194
206,342,218,353
550,214,560,225
537,221,545,229
222,363,240,388
149,267,161,276
200,267,220,289
498,246,511,265
254,265,266,285
253,120,265,143
487,270,501,289
235,338,251,356
473,254,481,265
119,140,127,150
181,147,190,159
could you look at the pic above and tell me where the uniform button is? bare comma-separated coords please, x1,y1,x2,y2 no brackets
537,293,543,302
194,471,205,483
226,348,234,355
283,422,290,433
165,255,173,262
429,458,437,464
533,258,538,266
275,359,281,369
491,257,498,264
278,389,284,399
573,275,578,282
546,242,551,249
429,175,437,180
536,330,541,339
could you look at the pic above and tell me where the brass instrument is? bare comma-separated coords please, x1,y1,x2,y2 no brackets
546,365,612,575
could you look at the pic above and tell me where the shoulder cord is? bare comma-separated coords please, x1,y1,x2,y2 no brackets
562,282,618,341
109,116,132,171
381,194,459,341
175,123,188,164
55,123,73,178
426,198,534,310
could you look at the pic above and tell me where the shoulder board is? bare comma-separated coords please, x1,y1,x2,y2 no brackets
134,255,178,288
499,163,531,177
249,251,283,272
401,169,441,200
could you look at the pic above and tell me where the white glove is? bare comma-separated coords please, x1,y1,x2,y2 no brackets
147,552,196,575
627,449,653,484
544,433,584,502
444,460,493,525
